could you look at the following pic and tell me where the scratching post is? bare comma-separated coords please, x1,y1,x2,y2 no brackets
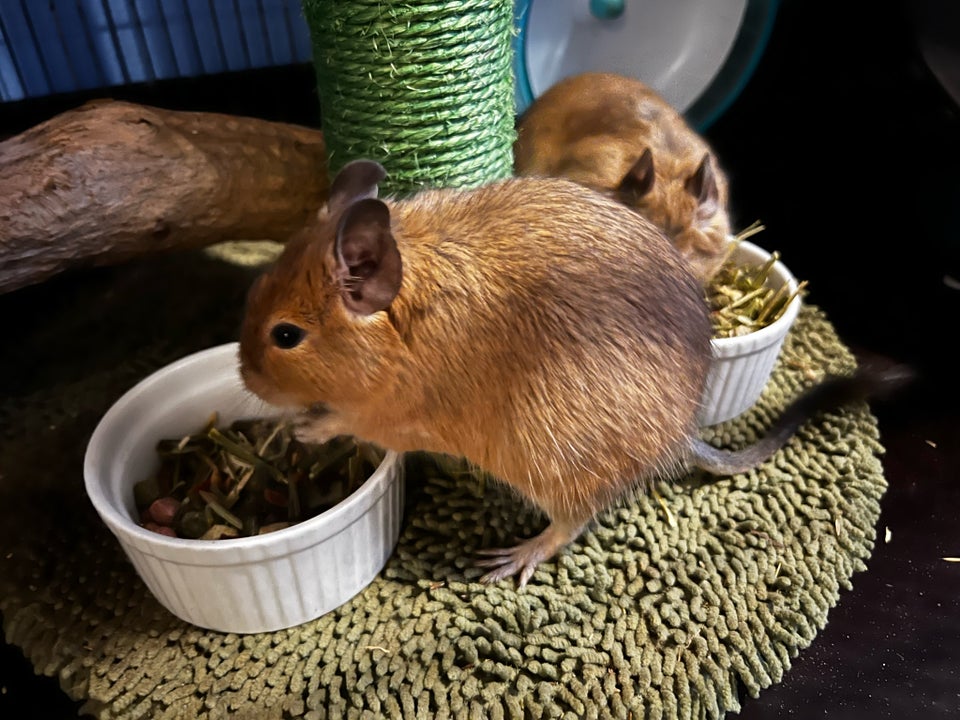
300,0,516,195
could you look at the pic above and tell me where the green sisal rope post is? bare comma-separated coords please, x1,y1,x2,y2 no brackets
300,0,517,197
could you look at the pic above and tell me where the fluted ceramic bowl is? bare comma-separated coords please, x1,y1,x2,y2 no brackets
699,239,803,426
84,343,404,634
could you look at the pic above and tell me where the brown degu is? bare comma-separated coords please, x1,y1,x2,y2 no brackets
514,72,732,283
239,160,906,588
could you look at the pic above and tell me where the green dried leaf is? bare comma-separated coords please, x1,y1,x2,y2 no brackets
707,223,807,339
135,418,383,540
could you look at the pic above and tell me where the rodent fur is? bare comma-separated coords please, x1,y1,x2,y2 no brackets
514,72,732,283
239,160,908,587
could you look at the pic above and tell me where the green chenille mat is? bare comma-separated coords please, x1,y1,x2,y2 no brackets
0,245,888,720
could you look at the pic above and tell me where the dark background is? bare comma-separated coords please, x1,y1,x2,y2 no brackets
2,0,958,716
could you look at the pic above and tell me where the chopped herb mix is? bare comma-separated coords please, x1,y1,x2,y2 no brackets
134,414,384,540
707,223,807,338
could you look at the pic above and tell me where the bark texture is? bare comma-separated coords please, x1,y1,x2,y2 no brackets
0,99,329,294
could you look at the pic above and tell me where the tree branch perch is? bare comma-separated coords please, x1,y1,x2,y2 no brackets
0,99,329,294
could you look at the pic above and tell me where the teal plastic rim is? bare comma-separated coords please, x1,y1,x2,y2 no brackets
512,0,780,131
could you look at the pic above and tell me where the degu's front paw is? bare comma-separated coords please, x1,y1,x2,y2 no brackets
293,404,339,445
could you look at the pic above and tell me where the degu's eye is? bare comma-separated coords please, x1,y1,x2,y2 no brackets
270,323,305,349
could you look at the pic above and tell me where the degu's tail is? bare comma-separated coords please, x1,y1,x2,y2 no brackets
690,362,914,476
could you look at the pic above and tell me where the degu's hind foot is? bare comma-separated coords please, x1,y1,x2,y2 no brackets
475,520,584,588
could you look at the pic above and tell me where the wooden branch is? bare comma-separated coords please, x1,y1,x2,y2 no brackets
0,99,329,294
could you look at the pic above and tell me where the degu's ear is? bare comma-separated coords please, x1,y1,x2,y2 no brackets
334,198,402,315
617,147,655,200
685,153,720,222
327,159,388,217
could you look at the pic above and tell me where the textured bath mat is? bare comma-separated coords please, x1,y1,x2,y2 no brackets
0,248,888,719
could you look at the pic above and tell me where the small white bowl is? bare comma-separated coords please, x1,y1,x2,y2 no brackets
84,343,404,634
698,239,802,426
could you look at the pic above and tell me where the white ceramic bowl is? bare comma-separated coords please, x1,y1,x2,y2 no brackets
84,343,404,634
699,239,802,426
